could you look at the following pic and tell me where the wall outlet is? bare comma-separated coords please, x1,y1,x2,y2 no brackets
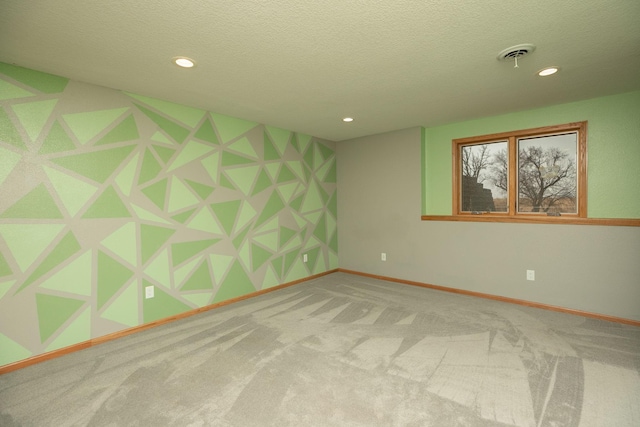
303,253,308,263
381,253,387,261
526,270,535,281
145,285,154,299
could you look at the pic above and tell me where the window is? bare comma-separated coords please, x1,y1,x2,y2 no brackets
452,122,587,221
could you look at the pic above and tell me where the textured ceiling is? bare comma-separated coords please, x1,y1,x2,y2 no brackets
1,0,639,141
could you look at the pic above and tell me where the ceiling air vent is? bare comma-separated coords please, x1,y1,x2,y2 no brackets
497,44,536,61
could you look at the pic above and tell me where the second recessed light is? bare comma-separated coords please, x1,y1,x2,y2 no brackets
342,117,354,122
538,67,559,76
173,57,196,68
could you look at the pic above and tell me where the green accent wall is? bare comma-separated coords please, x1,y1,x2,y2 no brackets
0,63,337,366
424,91,640,218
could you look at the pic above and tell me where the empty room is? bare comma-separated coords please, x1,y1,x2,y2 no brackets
1,1,639,426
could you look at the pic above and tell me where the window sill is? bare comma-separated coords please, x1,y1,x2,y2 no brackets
421,215,640,227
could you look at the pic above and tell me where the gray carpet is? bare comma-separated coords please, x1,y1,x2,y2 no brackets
1,272,639,426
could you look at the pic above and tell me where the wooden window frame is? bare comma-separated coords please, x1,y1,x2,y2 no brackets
451,122,587,224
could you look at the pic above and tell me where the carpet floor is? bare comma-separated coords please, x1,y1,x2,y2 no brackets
1,272,639,426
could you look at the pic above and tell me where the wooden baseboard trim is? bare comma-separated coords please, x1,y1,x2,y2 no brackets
0,269,338,375
338,269,640,327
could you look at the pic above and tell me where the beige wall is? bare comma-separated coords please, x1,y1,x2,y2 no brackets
337,127,640,321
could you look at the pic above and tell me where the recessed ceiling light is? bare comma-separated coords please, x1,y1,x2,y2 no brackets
173,57,195,68
342,117,354,122
538,67,559,77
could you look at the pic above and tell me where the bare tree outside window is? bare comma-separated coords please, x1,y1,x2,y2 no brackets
452,122,586,222
518,133,577,213
460,142,507,212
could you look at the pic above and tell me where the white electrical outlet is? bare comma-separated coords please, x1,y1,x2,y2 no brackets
381,253,387,261
526,270,535,281
303,253,308,263
145,285,155,299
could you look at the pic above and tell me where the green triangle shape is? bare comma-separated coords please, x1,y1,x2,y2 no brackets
101,222,137,266
0,63,69,93
174,258,202,287
138,148,162,185
143,283,193,323
298,134,313,153
0,251,13,277
182,261,213,291
232,225,252,250
50,144,136,183
194,118,219,144
286,161,305,182
265,126,290,155
0,78,35,100
0,108,27,150
210,113,257,143
38,120,75,154
168,177,200,212
211,200,241,235
263,132,280,160
270,256,283,278
100,282,139,327
255,191,285,227
82,186,131,218
141,178,168,210
226,165,260,196
290,193,304,212
131,203,171,225
220,173,236,190
201,152,219,184
182,292,213,308
39,251,92,296
262,265,280,289
168,140,215,172
0,333,32,366
279,227,297,248
114,152,140,197
301,181,324,213
1,183,63,219
221,151,255,167
171,239,220,266
63,107,129,145
307,247,321,272
277,182,298,203
327,191,338,218
95,115,139,146
152,144,176,164
45,307,91,352
238,241,250,271
213,260,256,303
236,201,257,232
314,144,325,171
36,293,85,343
318,142,334,160
276,164,297,183
209,254,234,283
251,243,272,272
318,182,330,204
12,99,57,142
324,160,337,183
286,258,309,283
252,169,272,196
0,146,21,188
140,224,176,264
97,251,134,309
0,224,64,273
283,249,300,276
264,163,280,181
135,104,191,144
228,137,258,158
42,166,98,217
313,251,327,275
329,231,338,254
253,231,278,252
303,143,314,168
143,249,171,289
185,179,215,200
18,231,81,292
126,93,206,127
187,208,224,234
171,208,197,224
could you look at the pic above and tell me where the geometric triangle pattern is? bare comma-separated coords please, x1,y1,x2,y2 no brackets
0,62,336,368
